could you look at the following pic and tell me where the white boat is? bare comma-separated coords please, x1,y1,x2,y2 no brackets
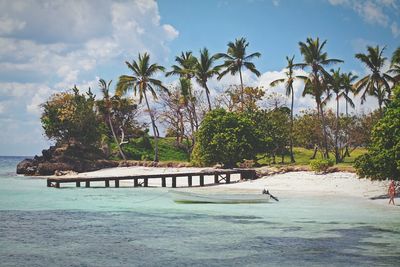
169,190,272,204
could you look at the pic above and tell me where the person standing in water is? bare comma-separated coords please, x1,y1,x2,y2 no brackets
388,180,396,205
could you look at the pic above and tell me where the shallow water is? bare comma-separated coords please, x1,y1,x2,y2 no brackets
1,156,400,266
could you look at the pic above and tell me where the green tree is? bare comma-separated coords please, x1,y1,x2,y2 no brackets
248,108,290,164
116,53,168,162
215,37,261,110
339,71,357,157
166,51,199,130
192,109,258,168
97,79,127,160
270,55,307,163
354,45,395,115
41,86,101,147
194,48,220,111
389,46,400,86
296,37,343,159
326,68,345,163
354,85,400,180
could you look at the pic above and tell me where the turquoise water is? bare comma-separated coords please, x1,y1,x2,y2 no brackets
1,156,400,266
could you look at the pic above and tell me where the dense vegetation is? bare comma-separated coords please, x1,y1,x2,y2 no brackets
39,38,400,179
354,86,400,180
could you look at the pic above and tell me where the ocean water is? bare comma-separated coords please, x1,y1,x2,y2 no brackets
1,156,400,266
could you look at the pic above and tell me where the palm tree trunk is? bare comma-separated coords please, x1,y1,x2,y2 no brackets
143,90,159,162
335,93,339,164
204,83,212,111
343,98,351,158
188,83,199,131
378,99,383,117
108,115,126,160
178,109,184,143
320,102,329,159
290,86,295,163
239,68,244,111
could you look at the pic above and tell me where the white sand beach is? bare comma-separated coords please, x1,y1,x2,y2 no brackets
59,166,396,206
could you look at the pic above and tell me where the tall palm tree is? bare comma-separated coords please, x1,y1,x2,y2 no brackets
194,48,220,111
389,46,400,86
116,53,168,162
98,79,127,160
215,37,261,110
339,72,357,116
354,45,395,115
327,69,345,163
339,72,357,158
166,51,199,130
296,37,343,159
270,55,306,163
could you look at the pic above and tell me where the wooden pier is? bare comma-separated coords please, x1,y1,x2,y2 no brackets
46,169,256,189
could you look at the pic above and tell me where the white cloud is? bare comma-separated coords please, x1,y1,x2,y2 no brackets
0,0,179,155
163,24,180,40
391,22,400,38
0,15,26,34
328,0,398,37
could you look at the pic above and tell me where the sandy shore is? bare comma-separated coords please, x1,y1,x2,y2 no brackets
60,166,397,206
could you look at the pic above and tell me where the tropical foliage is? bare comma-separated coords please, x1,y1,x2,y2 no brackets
192,109,258,167
354,85,400,180
38,37,399,176
41,86,101,147
116,53,168,162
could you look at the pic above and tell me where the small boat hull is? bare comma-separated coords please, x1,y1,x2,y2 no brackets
169,190,271,204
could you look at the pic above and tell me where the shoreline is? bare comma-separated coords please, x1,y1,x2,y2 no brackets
44,166,397,207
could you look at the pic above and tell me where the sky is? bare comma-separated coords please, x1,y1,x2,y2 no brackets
0,0,399,156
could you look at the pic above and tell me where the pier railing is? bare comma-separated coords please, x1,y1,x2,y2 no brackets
46,169,256,188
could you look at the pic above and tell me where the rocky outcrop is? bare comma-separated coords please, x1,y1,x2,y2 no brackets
16,143,119,176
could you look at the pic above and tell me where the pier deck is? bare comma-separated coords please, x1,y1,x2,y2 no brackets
46,169,256,188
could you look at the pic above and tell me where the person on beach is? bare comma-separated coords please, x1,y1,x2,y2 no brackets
388,180,396,205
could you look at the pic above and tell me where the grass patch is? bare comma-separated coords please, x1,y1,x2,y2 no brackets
256,147,367,167
115,137,189,162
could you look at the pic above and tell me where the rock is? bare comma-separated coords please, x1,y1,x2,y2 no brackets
55,170,78,176
16,159,35,174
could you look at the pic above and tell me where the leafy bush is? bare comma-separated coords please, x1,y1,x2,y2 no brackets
354,85,400,180
41,86,101,146
192,109,258,168
310,159,334,173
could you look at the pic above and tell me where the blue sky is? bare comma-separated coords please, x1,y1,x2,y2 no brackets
0,0,399,156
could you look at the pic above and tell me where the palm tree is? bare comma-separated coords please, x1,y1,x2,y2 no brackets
166,51,199,130
270,55,307,163
339,72,357,158
339,72,357,116
116,53,168,162
389,46,400,86
194,48,220,111
327,69,345,163
296,37,343,159
98,79,127,160
354,45,395,115
215,37,261,110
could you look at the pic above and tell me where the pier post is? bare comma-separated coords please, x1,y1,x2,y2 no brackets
200,174,204,186
105,180,109,187
161,177,166,187
143,178,148,187
226,173,230,184
134,178,139,187
115,180,119,188
172,176,176,188
47,180,52,187
85,181,90,188
188,175,192,187
55,182,60,188
214,174,219,184
76,182,80,187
